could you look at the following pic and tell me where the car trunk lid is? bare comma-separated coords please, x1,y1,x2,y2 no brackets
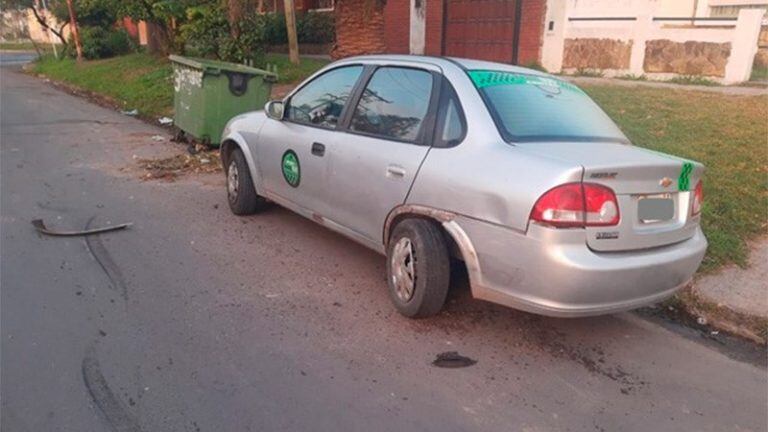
518,142,704,252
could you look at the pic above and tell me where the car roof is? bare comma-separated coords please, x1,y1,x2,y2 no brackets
340,54,552,78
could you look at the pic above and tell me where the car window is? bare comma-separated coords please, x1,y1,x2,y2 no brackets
468,70,628,144
287,65,363,128
350,67,433,142
434,81,465,147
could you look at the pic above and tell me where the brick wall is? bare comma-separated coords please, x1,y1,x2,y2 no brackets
424,0,445,56
341,0,546,63
384,0,410,54
517,0,546,65
332,0,387,59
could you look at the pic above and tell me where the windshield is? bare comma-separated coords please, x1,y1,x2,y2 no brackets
468,70,629,144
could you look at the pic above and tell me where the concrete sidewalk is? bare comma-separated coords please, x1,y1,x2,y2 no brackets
568,76,768,96
686,239,768,344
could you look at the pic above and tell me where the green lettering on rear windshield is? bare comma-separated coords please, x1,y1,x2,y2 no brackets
468,70,584,94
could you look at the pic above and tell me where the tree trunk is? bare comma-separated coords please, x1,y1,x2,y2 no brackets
283,0,300,64
227,0,255,38
65,0,83,61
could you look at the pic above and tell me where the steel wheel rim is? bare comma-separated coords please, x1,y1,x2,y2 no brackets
391,237,416,302
227,160,239,203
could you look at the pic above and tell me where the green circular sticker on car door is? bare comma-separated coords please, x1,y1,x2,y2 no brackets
281,150,300,187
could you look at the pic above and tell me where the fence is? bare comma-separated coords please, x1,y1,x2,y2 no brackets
541,5,765,84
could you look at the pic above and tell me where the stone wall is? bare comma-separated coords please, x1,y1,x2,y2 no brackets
562,38,632,70
756,26,768,68
644,40,731,77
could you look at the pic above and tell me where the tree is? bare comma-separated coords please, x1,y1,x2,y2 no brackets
1,0,70,46
283,0,299,64
118,0,190,54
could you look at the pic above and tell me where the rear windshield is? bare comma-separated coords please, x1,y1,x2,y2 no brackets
468,70,628,144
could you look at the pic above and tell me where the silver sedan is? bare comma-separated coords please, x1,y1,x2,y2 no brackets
220,55,707,318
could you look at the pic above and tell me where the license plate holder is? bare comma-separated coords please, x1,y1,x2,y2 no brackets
638,195,675,223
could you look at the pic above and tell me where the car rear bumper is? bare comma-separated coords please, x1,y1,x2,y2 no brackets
444,217,707,317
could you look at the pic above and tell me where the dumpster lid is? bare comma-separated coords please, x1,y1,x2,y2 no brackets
168,55,277,79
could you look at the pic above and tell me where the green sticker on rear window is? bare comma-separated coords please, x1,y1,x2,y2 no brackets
468,70,584,94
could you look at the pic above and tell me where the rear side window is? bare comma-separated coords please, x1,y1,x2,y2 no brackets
350,67,433,142
287,65,363,129
433,80,466,148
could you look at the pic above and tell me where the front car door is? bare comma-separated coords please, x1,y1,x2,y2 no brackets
257,65,364,214
324,65,441,245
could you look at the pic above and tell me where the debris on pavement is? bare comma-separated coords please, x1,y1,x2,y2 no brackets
151,135,165,142
432,351,477,368
158,117,173,125
121,109,138,116
32,218,132,237
137,150,221,181
697,317,708,326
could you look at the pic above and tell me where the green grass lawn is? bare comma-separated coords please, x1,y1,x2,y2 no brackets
34,53,174,117
32,53,766,273
33,52,327,117
584,85,768,273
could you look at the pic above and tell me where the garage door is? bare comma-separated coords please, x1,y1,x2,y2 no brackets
443,0,519,63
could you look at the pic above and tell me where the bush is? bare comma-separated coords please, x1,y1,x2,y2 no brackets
298,11,335,44
264,11,335,45
69,26,132,59
181,4,266,65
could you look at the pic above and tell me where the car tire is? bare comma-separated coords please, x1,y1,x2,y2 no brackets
386,219,451,318
226,148,268,215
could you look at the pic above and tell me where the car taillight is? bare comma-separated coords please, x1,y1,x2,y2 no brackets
692,180,703,216
530,183,620,228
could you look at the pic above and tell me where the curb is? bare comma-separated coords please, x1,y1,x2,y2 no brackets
677,285,767,345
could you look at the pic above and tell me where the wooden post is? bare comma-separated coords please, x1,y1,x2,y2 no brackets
65,0,83,62
283,0,300,65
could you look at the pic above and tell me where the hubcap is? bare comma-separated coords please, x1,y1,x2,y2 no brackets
391,237,416,302
227,160,239,202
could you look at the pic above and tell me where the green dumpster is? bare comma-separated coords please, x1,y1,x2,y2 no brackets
169,55,277,147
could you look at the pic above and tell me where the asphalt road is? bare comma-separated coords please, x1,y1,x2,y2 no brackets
1,64,766,432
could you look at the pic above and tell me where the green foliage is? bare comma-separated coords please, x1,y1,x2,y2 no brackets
263,11,335,45
181,4,265,65
47,0,120,28
34,53,173,116
69,26,132,59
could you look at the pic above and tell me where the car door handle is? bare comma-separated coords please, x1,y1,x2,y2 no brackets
386,165,406,178
311,142,325,157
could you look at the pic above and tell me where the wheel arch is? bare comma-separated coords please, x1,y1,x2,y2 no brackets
220,133,263,194
383,205,484,298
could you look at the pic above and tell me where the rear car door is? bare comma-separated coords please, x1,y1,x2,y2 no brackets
324,65,440,243
258,65,364,213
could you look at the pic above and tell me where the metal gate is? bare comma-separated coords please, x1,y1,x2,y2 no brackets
442,0,520,63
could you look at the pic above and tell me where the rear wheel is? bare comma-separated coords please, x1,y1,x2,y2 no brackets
386,219,450,318
227,148,269,215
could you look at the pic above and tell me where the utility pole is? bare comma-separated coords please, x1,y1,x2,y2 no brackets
283,0,300,65
65,0,83,62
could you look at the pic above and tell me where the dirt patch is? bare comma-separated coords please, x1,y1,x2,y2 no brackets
137,150,222,181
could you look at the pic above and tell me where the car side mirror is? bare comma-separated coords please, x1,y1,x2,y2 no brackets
265,100,285,120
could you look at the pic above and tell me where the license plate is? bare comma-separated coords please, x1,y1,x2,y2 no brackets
638,197,674,223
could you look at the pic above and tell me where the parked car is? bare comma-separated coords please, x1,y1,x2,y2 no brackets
220,55,707,318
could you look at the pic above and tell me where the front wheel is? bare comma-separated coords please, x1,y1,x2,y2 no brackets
226,148,269,215
386,219,451,318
